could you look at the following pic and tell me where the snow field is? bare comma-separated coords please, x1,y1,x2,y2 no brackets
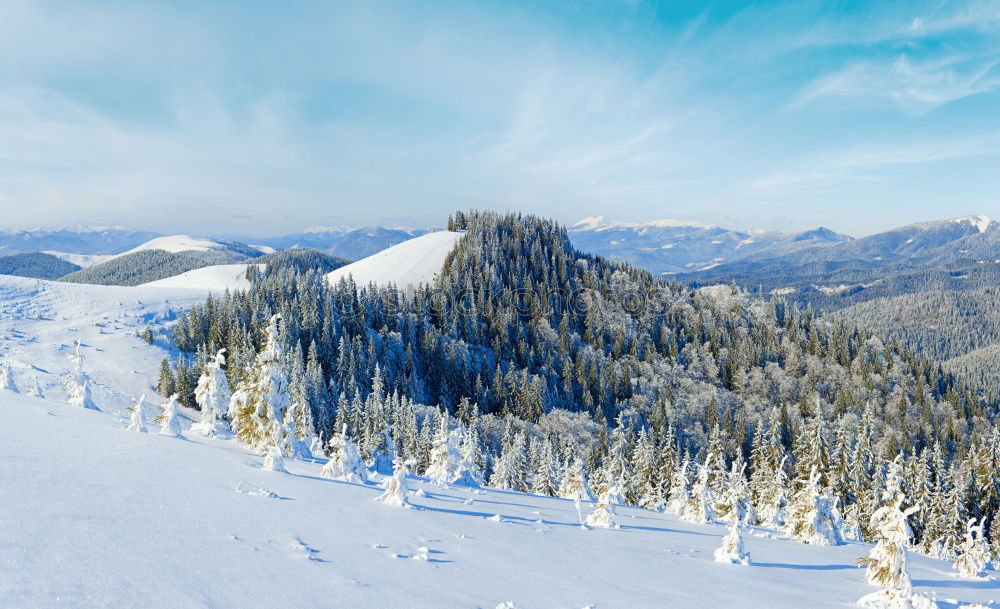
3,391,999,609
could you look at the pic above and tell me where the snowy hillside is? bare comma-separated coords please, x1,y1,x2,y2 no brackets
122,234,233,256
0,275,216,413
42,251,115,268
326,230,464,289
141,263,261,291
2,391,997,609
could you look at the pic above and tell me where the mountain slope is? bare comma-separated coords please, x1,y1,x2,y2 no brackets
3,391,994,609
0,252,81,279
261,226,429,261
0,226,161,255
326,231,464,289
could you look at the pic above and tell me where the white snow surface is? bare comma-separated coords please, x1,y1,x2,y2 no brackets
3,391,998,608
326,231,464,290
41,251,115,268
122,234,226,255
951,214,994,233
141,264,261,291
572,216,715,231
0,272,998,608
0,275,215,411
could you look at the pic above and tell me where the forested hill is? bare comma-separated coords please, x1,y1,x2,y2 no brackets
167,211,1000,556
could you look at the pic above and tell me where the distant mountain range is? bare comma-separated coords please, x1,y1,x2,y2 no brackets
567,216,852,274
0,225,427,263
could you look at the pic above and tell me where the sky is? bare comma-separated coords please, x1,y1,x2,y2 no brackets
0,0,998,237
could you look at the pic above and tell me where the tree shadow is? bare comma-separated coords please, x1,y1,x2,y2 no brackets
912,578,999,590
753,562,856,571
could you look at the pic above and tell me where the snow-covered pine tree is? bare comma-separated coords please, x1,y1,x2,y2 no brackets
227,314,291,452
758,455,790,529
320,425,368,483
377,458,412,508
665,457,691,516
856,493,935,609
489,429,528,492
785,465,843,545
64,344,97,410
263,445,287,473
369,426,397,476
585,489,618,529
952,518,990,579
157,394,183,438
558,457,594,502
714,523,751,565
453,425,484,487
681,462,716,524
126,394,148,432
718,459,756,526
192,348,232,437
529,438,558,497
0,361,16,391
631,429,663,510
425,415,454,485
28,376,44,398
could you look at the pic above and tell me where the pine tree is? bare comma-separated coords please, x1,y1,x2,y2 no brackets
682,463,716,524
227,315,292,452
321,425,368,484
64,344,97,410
192,348,232,437
953,518,990,579
157,358,176,397
714,523,751,565
263,445,288,473
785,466,843,546
126,394,148,432
718,459,756,526
758,456,790,529
0,361,16,392
377,459,412,508
27,376,43,398
856,492,934,609
530,438,558,497
157,394,183,438
559,457,593,502
585,489,618,529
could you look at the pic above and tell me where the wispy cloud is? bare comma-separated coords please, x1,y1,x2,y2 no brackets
792,53,1000,114
746,132,1000,195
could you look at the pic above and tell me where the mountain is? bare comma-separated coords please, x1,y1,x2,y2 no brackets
326,231,464,289
680,214,1000,293
567,216,851,274
259,226,429,261
0,226,161,255
0,252,81,279
59,236,268,287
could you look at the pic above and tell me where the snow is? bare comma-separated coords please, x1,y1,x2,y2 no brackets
571,216,715,232
950,215,993,233
122,234,226,255
326,231,464,290
3,390,998,608
2,253,999,608
140,264,261,291
0,274,218,413
41,251,115,268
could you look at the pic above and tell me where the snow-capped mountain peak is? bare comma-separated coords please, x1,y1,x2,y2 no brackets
123,235,227,255
950,214,993,233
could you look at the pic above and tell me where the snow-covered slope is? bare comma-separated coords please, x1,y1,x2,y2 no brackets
0,275,216,412
326,231,464,289
141,263,262,291
2,391,996,609
41,251,115,268
122,234,231,255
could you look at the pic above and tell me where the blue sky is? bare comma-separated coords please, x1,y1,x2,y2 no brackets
0,0,998,236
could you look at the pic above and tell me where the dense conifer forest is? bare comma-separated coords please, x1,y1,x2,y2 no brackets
163,211,1000,559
